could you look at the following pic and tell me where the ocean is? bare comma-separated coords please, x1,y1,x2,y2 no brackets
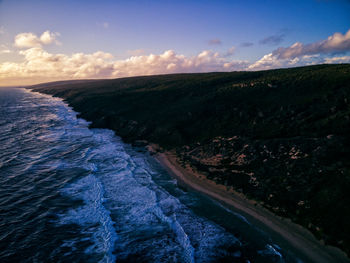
0,88,302,262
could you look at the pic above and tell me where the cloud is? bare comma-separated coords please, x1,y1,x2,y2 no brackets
241,42,254,47
259,34,285,46
14,30,60,48
103,22,109,29
0,49,11,54
208,39,222,45
324,55,350,63
248,53,282,70
248,52,350,71
0,47,249,85
111,50,248,76
0,26,5,34
127,49,146,56
223,46,235,57
40,31,60,45
249,29,350,70
14,33,41,48
0,44,11,54
248,53,328,70
273,29,350,59
2,29,349,85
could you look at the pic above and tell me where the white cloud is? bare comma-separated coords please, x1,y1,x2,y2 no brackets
249,29,350,70
14,33,40,48
14,30,60,48
111,49,248,77
324,56,350,63
0,49,11,54
248,53,282,70
273,29,350,59
248,52,333,70
249,53,350,71
0,47,249,84
40,31,61,45
2,29,350,85
0,26,5,34
0,44,11,54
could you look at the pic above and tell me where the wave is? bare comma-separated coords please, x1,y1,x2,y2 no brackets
59,175,118,263
0,88,301,262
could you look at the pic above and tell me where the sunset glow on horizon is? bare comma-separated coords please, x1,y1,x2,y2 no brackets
0,0,350,86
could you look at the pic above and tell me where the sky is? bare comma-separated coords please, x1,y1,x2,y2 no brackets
0,0,350,85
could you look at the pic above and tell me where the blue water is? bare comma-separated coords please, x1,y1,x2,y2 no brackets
0,88,302,262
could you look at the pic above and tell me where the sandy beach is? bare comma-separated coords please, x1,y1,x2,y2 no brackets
151,147,350,263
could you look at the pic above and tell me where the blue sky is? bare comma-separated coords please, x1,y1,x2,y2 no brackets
0,0,350,85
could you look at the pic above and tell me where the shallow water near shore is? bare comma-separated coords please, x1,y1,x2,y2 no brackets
0,88,303,262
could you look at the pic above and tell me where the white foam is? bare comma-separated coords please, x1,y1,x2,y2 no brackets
97,151,241,262
214,200,251,225
59,175,117,263
26,89,280,262
258,244,284,262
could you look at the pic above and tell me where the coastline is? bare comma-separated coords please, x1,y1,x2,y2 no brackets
27,70,350,262
150,146,349,263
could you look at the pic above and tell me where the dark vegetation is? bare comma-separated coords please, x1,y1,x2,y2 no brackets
31,64,350,255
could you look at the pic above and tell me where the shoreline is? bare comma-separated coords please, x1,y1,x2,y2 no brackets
151,146,349,263
26,86,350,262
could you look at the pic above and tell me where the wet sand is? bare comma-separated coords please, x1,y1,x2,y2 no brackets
152,147,349,263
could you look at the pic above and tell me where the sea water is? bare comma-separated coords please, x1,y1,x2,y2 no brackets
0,88,302,262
